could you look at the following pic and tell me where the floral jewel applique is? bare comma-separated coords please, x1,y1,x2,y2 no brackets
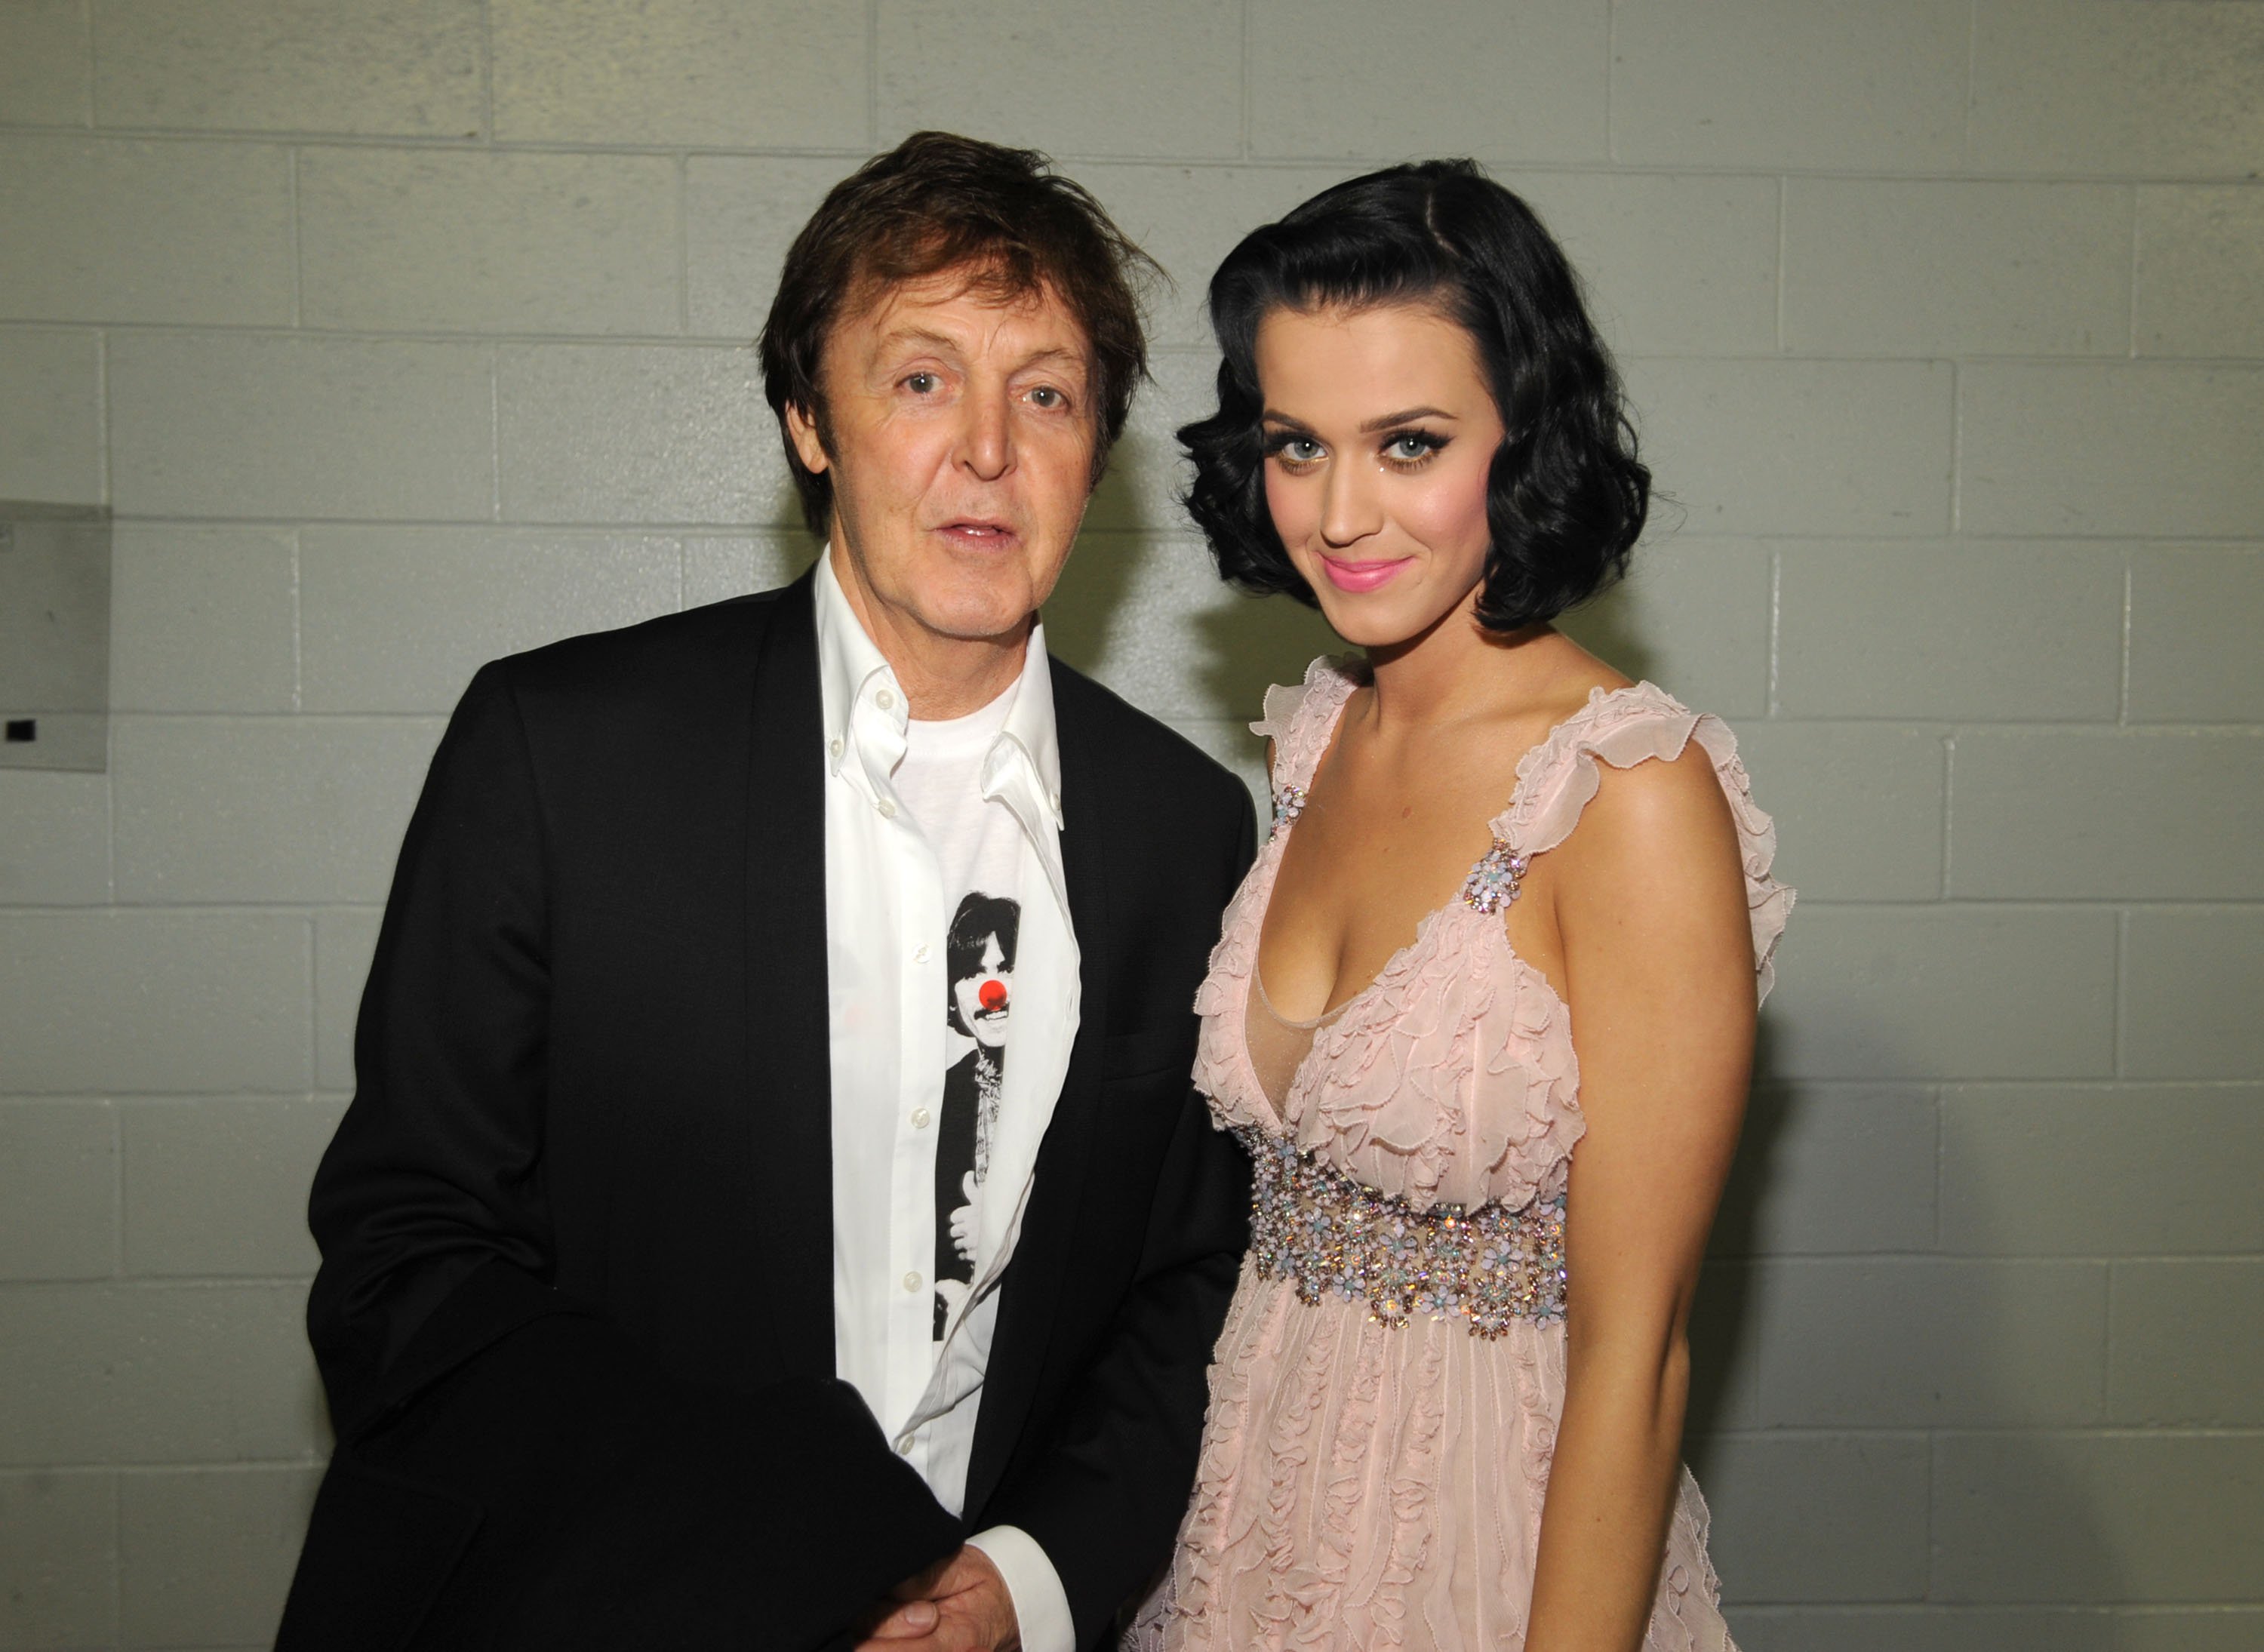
1460,838,1529,915
1269,783,1309,841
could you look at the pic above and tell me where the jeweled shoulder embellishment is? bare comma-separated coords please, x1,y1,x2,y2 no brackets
1269,783,1309,841
1460,837,1529,914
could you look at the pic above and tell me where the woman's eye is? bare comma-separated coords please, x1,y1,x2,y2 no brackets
1280,438,1323,464
1385,433,1438,463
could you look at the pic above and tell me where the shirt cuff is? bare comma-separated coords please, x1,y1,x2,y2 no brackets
965,1524,1074,1652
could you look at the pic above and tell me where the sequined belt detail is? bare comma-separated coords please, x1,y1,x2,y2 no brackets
1236,1125,1567,1338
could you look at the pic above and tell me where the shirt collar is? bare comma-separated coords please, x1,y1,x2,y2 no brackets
811,548,1063,832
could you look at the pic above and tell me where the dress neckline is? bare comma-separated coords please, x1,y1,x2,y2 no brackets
1254,674,1647,1020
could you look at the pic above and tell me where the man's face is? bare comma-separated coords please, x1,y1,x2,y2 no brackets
787,269,1100,649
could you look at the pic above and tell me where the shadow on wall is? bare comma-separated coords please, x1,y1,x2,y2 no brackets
1685,1015,2125,1644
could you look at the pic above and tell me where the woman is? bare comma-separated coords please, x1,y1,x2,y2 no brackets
1149,162,1792,1650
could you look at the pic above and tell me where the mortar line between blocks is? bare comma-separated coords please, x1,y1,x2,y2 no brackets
479,0,496,145
289,527,303,713
2118,560,2133,726
2113,907,2129,1078
866,0,880,149
1766,547,1781,716
488,345,502,522
675,152,691,336
1603,0,1616,163
1961,0,1978,169
81,0,97,129
287,147,303,328
306,912,319,1093
1773,175,1786,354
1239,0,1254,159
1939,732,1954,899
2126,184,2141,359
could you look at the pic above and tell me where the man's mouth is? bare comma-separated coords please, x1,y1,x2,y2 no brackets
936,518,1017,543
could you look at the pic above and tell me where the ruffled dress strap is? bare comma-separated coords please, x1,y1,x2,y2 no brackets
1249,654,1364,823
1495,682,1795,1004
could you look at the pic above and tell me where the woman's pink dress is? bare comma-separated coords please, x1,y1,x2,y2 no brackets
1154,658,1794,1652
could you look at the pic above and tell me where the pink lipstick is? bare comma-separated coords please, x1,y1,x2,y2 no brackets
1319,555,1412,593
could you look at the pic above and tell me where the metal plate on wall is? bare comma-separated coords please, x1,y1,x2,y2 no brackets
0,502,112,772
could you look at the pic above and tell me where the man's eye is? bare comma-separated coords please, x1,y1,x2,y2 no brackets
903,371,939,394
1029,386,1064,409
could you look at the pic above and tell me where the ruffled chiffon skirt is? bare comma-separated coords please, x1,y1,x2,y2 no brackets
1148,1267,1735,1652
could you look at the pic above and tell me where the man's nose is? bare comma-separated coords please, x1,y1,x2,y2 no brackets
1319,458,1380,549
956,381,1014,481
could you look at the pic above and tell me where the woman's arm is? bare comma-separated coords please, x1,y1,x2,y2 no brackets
1523,749,1757,1652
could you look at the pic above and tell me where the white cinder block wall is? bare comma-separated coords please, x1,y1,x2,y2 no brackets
2,2,2259,1646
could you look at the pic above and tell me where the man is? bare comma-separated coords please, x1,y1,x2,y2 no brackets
278,133,1255,1652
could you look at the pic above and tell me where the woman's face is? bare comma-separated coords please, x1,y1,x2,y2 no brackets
952,931,1011,1048
1254,302,1506,651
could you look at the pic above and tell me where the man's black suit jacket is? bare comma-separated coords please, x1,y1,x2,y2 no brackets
278,573,1257,1652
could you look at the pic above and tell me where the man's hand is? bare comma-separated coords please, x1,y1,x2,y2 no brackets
855,1544,1021,1652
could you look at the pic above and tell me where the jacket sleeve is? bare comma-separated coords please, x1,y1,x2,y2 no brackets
286,660,959,1652
983,784,1259,1650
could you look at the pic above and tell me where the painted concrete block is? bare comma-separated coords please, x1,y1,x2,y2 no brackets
107,334,494,521
0,136,294,325
2109,1260,2264,1426
1695,1431,1931,1603
1960,363,2264,538
1509,171,1780,358
1940,1084,2264,1256
1932,1431,2264,1601
313,908,381,1095
2136,187,2264,359
0,1471,115,1649
108,525,297,714
1970,0,2264,177
1557,537,1770,720
1626,359,1952,538
119,1466,322,1648
1730,724,1944,903
1069,163,1358,349
300,149,679,336
2123,909,2264,1080
1764,906,2117,1081
1783,180,2130,358
1754,1258,2106,1426
490,0,866,147
2127,547,2264,725
497,343,783,526
0,1283,324,1464
1249,0,1607,162
1775,541,2124,722
1730,1606,2264,1652
683,533,815,608
92,0,482,137
685,155,864,340
122,1097,343,1277
1082,348,1216,535
883,0,1242,160
1951,729,2263,900
112,717,441,905
0,1099,117,1280
0,771,110,906
0,913,308,1094
1610,0,1968,170
1045,534,1342,726
1714,1084,1937,1257
300,528,681,714
0,0,92,127
0,326,102,503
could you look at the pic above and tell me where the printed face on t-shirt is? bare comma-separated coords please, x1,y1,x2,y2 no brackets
952,932,1011,1049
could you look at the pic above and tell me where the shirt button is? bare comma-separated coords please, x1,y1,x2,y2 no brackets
896,1434,914,1456
911,1107,932,1130
913,943,931,964
903,1270,923,1293
828,737,843,758
877,797,897,819
875,688,896,712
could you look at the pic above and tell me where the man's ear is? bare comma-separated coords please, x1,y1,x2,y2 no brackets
783,402,831,475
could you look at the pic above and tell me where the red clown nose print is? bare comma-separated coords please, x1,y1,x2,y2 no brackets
979,980,1008,1013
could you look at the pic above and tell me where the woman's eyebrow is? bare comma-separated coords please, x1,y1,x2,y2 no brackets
1358,405,1456,432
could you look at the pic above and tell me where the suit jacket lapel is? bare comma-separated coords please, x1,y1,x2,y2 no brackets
743,571,836,1383
964,661,1111,1517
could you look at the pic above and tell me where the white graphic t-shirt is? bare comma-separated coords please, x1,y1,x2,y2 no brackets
893,683,1024,1344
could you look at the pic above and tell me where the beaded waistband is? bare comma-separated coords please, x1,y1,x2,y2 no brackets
1237,1125,1567,1339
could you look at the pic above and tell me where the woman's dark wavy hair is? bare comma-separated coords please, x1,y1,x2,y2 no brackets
1179,160,1647,632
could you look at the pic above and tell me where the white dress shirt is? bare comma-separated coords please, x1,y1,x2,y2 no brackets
815,552,1079,1652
